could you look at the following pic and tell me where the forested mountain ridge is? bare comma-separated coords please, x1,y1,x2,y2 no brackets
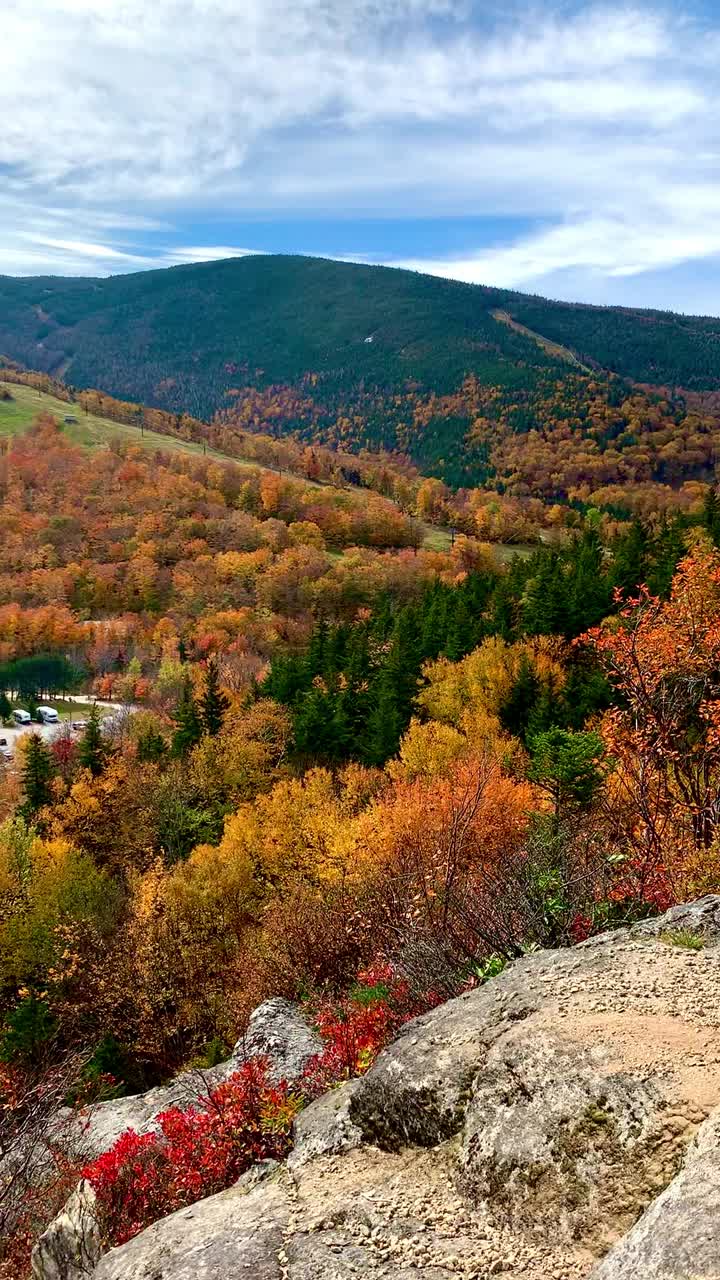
2,254,720,492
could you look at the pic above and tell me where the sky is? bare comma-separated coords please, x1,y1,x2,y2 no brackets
3,0,720,313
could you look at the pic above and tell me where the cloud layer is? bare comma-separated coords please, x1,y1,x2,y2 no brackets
2,1,720,306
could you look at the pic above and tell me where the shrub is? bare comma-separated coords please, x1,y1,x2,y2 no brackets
84,1059,301,1246
83,960,440,1249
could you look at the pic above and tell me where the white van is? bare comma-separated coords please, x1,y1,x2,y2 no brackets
37,706,59,724
12,709,31,725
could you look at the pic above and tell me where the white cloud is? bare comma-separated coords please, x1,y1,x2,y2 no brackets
394,203,720,288
0,0,719,299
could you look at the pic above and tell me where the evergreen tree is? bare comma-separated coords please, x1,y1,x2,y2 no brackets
171,676,203,756
304,617,329,683
0,691,10,723
136,726,168,763
568,528,613,635
525,679,561,740
560,660,612,730
362,673,403,765
500,655,541,741
520,550,568,636
528,727,606,823
199,656,229,737
0,994,57,1067
612,519,648,595
442,595,476,662
78,704,107,777
21,734,55,817
704,487,720,548
293,687,337,758
647,515,687,597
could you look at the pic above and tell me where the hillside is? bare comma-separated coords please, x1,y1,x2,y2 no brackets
2,256,720,491
0,379,248,466
5,400,720,1275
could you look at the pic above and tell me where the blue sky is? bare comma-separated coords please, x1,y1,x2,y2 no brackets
4,1,720,313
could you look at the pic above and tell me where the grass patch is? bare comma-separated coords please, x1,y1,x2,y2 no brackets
0,383,254,468
658,928,705,951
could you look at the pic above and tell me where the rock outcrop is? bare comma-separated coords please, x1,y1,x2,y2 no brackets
31,999,321,1278
589,1108,720,1279
58,997,322,1161
30,1182,102,1280
36,897,720,1279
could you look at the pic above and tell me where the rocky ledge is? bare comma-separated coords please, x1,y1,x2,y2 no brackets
35,897,720,1279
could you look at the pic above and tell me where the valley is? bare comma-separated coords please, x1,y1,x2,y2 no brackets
2,263,720,1280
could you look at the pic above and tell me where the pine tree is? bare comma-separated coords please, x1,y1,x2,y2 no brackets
136,726,168,763
704,487,720,547
362,673,403,766
78,704,106,777
199,656,229,737
528,727,606,823
500,655,541,742
647,515,687,597
293,687,336,757
525,679,560,740
171,676,203,756
22,734,55,817
304,617,328,683
520,550,567,636
612,519,648,595
568,528,612,634
0,691,10,723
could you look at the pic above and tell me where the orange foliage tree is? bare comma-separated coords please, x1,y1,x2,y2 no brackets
584,537,720,904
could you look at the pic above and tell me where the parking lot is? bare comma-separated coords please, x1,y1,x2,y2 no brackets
0,697,128,761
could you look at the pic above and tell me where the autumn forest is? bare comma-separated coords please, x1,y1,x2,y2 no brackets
3,258,720,1273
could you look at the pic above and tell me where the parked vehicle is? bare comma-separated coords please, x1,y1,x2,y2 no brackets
12,709,31,725
36,706,60,724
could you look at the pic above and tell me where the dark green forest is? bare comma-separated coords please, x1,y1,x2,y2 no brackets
3,255,720,488
261,512,695,767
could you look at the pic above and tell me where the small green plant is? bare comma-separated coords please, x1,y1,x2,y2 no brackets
0,994,57,1066
659,928,705,951
198,1036,231,1068
349,980,391,1007
472,954,507,983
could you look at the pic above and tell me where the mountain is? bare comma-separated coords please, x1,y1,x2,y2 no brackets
2,255,720,489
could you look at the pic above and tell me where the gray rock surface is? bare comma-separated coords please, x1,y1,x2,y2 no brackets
93,1178,289,1280
32,898,720,1280
460,1027,670,1251
31,1181,102,1280
589,1109,720,1279
347,982,538,1149
232,996,323,1085
288,1080,362,1172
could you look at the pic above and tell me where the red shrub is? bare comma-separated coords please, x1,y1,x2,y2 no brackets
83,1059,300,1246
83,961,439,1250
